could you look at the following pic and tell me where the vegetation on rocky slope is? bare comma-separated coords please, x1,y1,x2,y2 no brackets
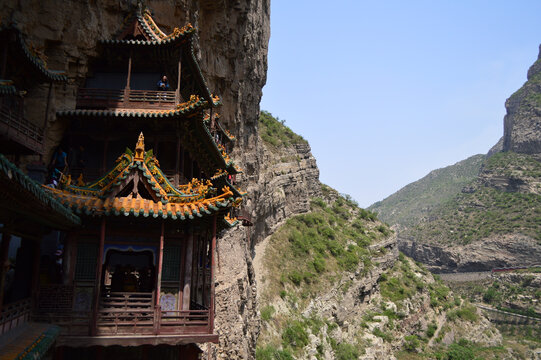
256,185,500,359
441,270,541,359
260,184,388,309
403,152,541,245
369,154,485,228
259,110,308,150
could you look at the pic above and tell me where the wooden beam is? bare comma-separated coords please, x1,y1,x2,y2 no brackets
181,233,193,310
209,215,217,332
91,218,106,336
0,232,12,316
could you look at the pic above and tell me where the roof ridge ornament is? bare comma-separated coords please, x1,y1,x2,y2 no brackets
134,132,145,161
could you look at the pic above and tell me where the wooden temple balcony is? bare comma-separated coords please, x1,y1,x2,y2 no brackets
76,88,178,110
34,308,211,337
33,289,214,344
0,104,44,155
0,298,32,336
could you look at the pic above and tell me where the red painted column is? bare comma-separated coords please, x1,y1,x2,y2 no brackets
156,221,165,307
91,219,106,336
181,233,194,310
209,215,217,332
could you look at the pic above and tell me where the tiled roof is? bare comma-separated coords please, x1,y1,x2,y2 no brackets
57,95,221,118
44,133,243,222
0,26,67,82
0,79,16,95
102,8,195,46
0,153,80,226
45,185,235,220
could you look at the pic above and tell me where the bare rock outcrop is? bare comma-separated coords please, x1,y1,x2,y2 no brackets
503,45,541,154
400,234,541,273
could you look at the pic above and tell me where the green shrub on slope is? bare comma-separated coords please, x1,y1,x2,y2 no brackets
259,111,308,149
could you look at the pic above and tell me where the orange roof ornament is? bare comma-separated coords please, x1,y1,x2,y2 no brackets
134,132,145,161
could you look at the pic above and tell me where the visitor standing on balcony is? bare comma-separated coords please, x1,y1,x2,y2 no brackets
48,146,68,187
157,75,170,91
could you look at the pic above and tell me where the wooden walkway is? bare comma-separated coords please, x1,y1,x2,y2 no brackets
0,323,59,360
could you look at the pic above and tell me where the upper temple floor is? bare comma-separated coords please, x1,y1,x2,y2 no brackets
75,6,214,112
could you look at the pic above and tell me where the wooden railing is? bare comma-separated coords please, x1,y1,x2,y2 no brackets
76,88,177,110
100,292,153,311
32,312,91,336
0,298,32,336
33,291,211,336
0,104,44,154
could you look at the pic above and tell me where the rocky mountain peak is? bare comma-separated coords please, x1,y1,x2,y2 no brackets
502,45,541,154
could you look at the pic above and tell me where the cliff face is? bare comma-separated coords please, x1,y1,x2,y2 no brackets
503,45,541,154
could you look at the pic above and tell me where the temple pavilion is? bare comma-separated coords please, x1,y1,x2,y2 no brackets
0,5,246,360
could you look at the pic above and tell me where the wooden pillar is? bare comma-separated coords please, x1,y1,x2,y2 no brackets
31,239,41,309
180,146,185,182
101,139,109,173
63,233,77,285
0,44,7,80
210,107,215,132
126,51,133,90
41,82,53,159
209,215,217,332
202,232,208,307
155,221,165,307
176,52,182,104
181,232,193,310
178,237,186,309
191,234,198,305
174,136,181,187
0,232,12,315
54,346,64,360
91,219,106,336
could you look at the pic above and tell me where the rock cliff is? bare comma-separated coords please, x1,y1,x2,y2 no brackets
503,45,541,154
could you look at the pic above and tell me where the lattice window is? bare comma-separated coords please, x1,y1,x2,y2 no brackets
162,244,181,282
75,242,98,281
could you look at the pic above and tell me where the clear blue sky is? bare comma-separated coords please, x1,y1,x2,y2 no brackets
260,1,541,208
